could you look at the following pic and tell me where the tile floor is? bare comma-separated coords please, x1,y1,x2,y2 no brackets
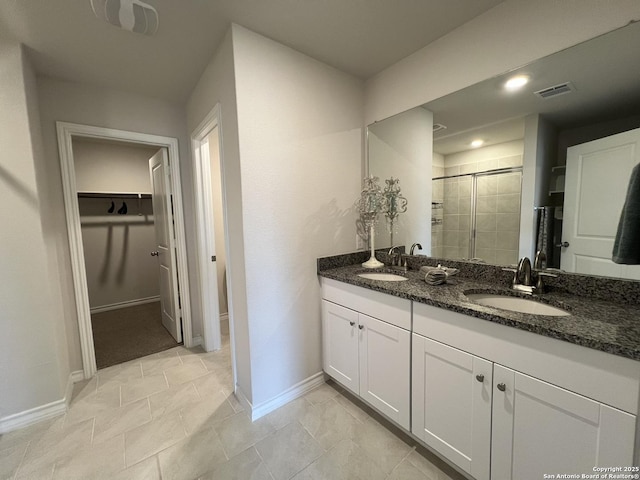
0,336,465,480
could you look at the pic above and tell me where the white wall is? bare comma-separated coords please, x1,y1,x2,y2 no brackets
0,43,68,420
365,1,640,124
37,77,200,372
187,28,253,400
232,24,364,407
368,107,433,251
74,139,161,309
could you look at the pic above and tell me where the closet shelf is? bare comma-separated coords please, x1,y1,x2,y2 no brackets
77,191,152,199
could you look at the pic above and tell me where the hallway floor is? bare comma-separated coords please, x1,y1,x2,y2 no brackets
0,336,463,480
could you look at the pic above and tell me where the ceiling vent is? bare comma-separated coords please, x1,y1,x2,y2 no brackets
534,82,576,99
433,123,447,133
91,0,159,36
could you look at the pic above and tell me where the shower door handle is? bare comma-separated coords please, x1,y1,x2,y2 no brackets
150,251,159,256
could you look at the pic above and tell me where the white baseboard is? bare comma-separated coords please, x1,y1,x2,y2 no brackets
90,296,160,314
241,372,326,421
0,370,85,434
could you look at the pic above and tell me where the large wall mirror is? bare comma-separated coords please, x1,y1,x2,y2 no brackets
367,21,640,281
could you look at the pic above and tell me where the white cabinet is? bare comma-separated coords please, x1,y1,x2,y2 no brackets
322,299,410,429
412,302,638,480
492,365,636,480
412,334,492,480
321,278,411,430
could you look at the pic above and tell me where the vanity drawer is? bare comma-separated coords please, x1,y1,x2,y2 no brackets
321,277,411,330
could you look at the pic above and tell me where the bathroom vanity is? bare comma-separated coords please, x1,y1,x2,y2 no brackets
318,256,640,480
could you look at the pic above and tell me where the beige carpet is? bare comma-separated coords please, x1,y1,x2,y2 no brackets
91,301,179,369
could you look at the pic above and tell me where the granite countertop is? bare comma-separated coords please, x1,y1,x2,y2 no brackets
319,264,640,361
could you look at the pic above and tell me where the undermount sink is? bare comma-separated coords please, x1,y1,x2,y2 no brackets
358,272,408,282
465,293,570,316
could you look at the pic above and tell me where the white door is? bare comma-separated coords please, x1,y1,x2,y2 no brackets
491,365,636,480
358,314,410,429
412,335,492,480
149,149,182,342
321,300,359,394
561,128,640,279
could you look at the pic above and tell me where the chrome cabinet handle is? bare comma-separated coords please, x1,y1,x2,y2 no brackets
150,251,159,256
475,374,485,383
497,383,506,392
349,321,355,326
358,325,364,330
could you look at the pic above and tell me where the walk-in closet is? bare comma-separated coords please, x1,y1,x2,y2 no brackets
74,138,178,368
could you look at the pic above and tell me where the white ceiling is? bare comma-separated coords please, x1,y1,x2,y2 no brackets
0,0,504,103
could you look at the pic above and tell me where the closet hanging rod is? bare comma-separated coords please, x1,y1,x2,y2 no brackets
77,191,152,199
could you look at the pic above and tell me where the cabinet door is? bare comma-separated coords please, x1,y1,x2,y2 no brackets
321,300,359,394
492,365,636,480
411,335,492,480
358,314,410,429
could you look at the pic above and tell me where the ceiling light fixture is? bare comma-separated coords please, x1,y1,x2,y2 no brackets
91,0,159,36
504,75,529,91
470,139,484,148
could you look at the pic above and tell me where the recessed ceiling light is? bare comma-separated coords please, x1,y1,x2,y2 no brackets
504,75,530,91
470,139,484,148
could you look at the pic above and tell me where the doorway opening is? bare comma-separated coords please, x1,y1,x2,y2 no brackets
73,138,180,368
58,122,193,379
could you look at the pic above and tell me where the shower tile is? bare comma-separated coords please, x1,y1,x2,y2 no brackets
496,231,519,251
474,248,497,264
499,155,523,168
497,194,521,213
497,174,521,194
475,214,496,232
496,249,519,266
459,163,476,175
477,176,497,196
458,198,471,214
443,230,460,247
458,216,471,233
443,215,459,230
443,247,459,259
458,178,472,197
443,200,459,215
476,232,497,249
477,159,498,172
496,213,520,232
476,196,497,213
444,166,460,177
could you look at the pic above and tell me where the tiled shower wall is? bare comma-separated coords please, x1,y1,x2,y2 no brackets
432,145,523,265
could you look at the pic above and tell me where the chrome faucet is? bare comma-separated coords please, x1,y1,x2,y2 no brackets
387,246,406,271
503,252,557,294
410,243,423,255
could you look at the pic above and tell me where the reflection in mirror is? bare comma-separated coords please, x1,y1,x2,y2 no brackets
367,21,640,280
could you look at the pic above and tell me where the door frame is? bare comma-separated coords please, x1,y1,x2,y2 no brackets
190,104,232,355
57,121,193,379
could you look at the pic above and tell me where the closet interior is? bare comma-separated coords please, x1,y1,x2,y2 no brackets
74,138,179,369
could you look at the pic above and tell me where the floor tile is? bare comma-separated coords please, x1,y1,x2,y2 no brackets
255,421,324,480
299,398,360,450
141,354,182,377
334,392,370,424
124,412,186,467
408,448,466,480
264,397,314,431
120,373,168,405
18,418,94,477
64,384,122,427
303,383,340,406
193,371,227,398
97,362,143,391
164,359,208,386
214,412,276,459
112,456,161,480
93,398,152,444
388,458,434,480
351,417,412,474
180,391,236,436
291,438,386,480
148,382,200,419
0,443,27,480
198,446,272,480
0,417,56,451
158,425,227,480
52,434,125,479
